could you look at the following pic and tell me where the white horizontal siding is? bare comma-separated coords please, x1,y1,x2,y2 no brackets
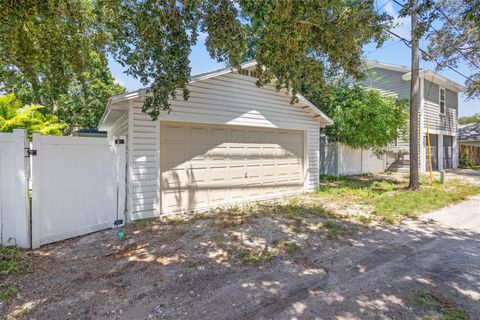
127,103,159,221
125,72,321,218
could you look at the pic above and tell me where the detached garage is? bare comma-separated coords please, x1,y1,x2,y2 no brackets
99,61,332,221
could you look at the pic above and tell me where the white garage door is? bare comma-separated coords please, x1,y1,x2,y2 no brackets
160,122,304,214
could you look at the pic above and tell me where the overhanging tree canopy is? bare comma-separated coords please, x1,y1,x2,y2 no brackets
2,0,391,121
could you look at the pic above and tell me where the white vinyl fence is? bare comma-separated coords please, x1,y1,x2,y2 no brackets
31,134,126,248
1,129,127,249
321,142,387,176
0,130,30,248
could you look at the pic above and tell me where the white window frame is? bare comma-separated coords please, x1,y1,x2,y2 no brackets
439,86,446,115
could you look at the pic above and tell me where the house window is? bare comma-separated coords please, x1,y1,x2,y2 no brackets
439,87,446,114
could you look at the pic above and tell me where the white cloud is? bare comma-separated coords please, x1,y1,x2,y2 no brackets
114,78,126,87
383,1,411,40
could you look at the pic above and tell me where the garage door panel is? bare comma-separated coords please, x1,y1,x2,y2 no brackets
231,129,245,142
246,146,262,159
291,132,303,144
211,128,228,142
187,166,208,184
210,145,228,160
276,163,290,176
229,165,246,180
262,164,276,178
161,167,188,189
248,130,262,142
189,145,209,161
190,127,208,142
278,132,290,144
246,164,261,179
229,146,245,159
163,125,186,142
210,166,228,182
162,144,188,165
229,185,245,202
160,122,304,214
263,131,276,143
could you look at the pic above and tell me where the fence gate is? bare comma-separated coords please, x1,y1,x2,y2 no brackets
0,130,30,248
31,134,126,248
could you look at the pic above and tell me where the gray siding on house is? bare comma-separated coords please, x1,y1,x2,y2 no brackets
424,80,457,133
365,68,411,99
364,67,411,148
365,69,458,141
424,80,439,104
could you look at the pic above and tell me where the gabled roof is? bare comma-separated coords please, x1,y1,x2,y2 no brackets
458,123,480,141
99,60,333,129
367,61,411,73
368,60,466,93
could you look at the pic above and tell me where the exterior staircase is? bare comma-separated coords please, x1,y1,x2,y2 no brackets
386,152,410,172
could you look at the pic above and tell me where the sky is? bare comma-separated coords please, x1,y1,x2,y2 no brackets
108,1,480,117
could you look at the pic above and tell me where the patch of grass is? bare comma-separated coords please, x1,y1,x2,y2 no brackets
370,180,396,192
131,219,152,228
190,212,213,222
273,199,330,219
0,286,17,301
290,219,310,233
237,249,277,265
163,217,185,225
319,220,348,239
283,198,305,216
272,240,301,254
315,176,480,223
0,246,31,276
413,289,468,320
373,180,480,220
357,215,375,225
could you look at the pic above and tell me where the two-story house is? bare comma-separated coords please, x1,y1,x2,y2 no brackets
368,61,465,172
321,61,465,176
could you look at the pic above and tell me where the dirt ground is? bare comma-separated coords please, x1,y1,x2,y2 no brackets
1,171,479,320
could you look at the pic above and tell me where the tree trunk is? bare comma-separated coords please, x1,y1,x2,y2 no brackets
408,0,420,190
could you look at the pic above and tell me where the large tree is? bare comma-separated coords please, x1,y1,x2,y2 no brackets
2,0,390,122
1,0,109,109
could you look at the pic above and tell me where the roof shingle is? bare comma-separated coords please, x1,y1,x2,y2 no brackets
458,123,480,141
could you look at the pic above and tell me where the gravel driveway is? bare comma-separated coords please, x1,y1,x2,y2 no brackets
1,173,479,319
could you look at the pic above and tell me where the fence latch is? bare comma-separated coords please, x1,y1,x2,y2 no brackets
115,139,125,145
25,148,37,157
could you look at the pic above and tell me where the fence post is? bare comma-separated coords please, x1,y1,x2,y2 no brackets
31,133,41,249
